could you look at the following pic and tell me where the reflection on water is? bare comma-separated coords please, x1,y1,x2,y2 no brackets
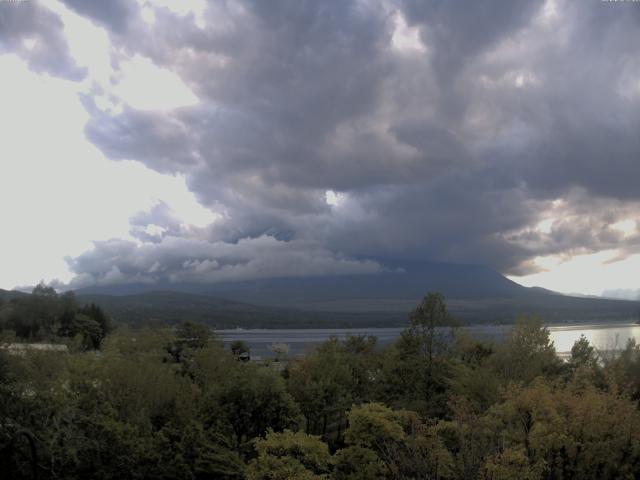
216,322,640,358
548,323,640,354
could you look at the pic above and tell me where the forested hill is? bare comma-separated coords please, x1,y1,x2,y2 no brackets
5,262,639,328
0,288,28,301
73,290,640,328
75,291,406,329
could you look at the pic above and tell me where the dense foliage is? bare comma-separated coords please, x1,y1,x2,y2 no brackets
0,284,111,350
2,292,640,479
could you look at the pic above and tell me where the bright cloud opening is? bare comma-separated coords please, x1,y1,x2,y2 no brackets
510,249,640,297
112,55,199,111
325,190,346,208
0,55,214,289
391,11,426,54
611,219,637,238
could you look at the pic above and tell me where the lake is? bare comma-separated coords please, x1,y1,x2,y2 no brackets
216,322,640,359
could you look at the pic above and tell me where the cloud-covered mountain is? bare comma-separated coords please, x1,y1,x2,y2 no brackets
602,289,640,301
74,261,640,325
3,0,640,292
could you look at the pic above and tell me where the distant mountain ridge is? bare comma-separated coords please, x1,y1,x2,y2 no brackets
74,291,405,329
71,260,640,326
74,261,526,301
0,288,29,301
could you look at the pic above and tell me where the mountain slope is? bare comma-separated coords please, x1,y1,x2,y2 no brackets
0,288,29,301
73,261,640,326
75,261,526,306
76,291,405,328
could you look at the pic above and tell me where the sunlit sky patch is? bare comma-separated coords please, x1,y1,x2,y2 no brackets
0,53,214,288
510,250,640,298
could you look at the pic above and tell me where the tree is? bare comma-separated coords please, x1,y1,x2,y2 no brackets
491,316,560,384
59,290,79,312
287,338,353,436
344,403,405,450
603,338,640,400
152,423,245,479
68,313,103,350
333,445,386,480
176,320,211,350
79,303,112,338
474,380,640,480
484,448,545,480
339,335,379,405
403,292,456,369
31,283,57,298
339,403,453,479
269,343,290,362
570,335,597,367
58,305,110,351
167,321,213,365
0,286,112,348
383,293,457,416
449,333,500,413
5,284,62,340
230,339,250,357
208,364,300,447
246,430,332,480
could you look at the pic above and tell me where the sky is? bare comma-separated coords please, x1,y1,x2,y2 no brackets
1,0,640,299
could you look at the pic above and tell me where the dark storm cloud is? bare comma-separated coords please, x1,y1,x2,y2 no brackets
66,235,382,288
0,1,85,79
475,1,640,201
59,0,137,34
80,102,199,173
59,0,640,286
399,0,540,88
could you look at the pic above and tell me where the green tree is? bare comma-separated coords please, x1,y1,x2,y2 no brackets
207,364,300,447
484,447,545,480
176,320,211,350
5,284,62,340
79,303,112,337
333,445,386,480
230,339,250,357
340,335,379,404
603,338,640,400
269,342,290,362
491,316,560,384
68,313,103,350
403,292,456,369
152,422,245,479
287,338,353,436
449,333,500,412
246,430,332,480
31,283,57,298
570,335,597,367
380,293,457,416
340,403,452,479
168,321,214,365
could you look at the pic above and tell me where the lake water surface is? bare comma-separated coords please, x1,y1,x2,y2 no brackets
216,322,640,359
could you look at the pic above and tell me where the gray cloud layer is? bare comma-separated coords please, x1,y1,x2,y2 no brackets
6,0,640,288
0,1,85,79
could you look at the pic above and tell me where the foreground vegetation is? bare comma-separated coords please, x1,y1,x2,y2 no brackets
2,291,640,479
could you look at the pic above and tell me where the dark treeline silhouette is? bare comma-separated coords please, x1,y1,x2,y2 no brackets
2,292,640,479
0,284,111,350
